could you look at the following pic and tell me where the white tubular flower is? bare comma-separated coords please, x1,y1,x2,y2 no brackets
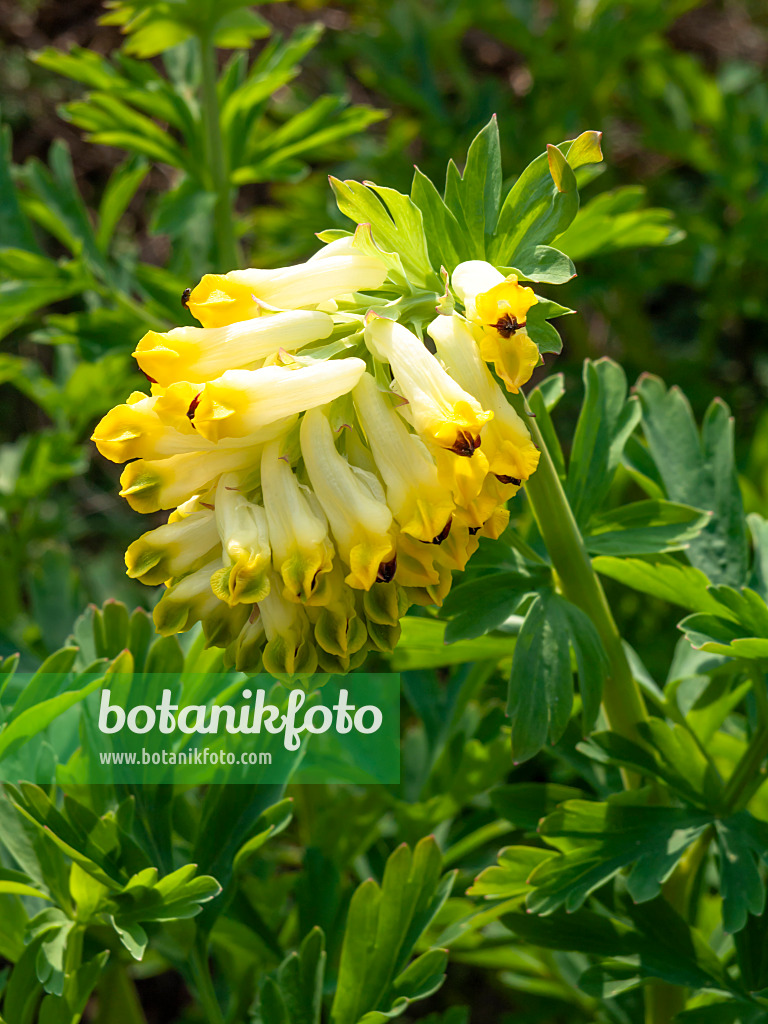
353,371,455,543
261,440,335,604
187,254,388,327
191,358,366,442
125,507,220,585
300,407,396,591
363,315,492,456
210,474,272,607
133,310,334,388
428,313,540,484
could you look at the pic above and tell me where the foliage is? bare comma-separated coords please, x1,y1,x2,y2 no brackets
2,2,768,1024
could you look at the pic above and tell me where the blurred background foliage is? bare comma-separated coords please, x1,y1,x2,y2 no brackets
1,4,768,1023
2,0,768,667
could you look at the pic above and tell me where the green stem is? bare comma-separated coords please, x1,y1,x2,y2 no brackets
521,395,649,749
521,394,681,1024
190,942,226,1024
94,965,148,1024
721,664,768,813
200,37,241,271
644,981,686,1024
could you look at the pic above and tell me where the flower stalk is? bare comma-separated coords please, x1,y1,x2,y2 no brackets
519,393,650,749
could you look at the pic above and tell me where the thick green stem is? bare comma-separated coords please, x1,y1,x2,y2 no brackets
657,822,713,1023
94,965,148,1024
520,396,684,1024
521,396,649,747
200,38,241,271
190,943,226,1024
644,982,686,1024
721,664,768,813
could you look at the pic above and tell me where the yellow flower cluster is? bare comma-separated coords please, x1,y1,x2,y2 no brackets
92,242,541,675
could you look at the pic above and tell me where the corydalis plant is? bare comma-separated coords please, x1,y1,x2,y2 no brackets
92,120,599,675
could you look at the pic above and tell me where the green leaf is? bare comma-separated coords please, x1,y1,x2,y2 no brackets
580,721,722,808
734,901,768,992
0,893,28,962
556,186,683,261
3,932,46,1022
489,131,601,265
233,798,294,875
503,892,729,992
330,178,437,289
392,618,517,671
467,846,556,900
716,814,768,934
584,500,710,556
0,126,38,252
676,1003,768,1024
748,514,768,603
508,591,607,763
441,554,552,642
96,157,149,251
679,586,768,659
0,867,50,901
442,116,502,260
19,142,109,276
0,252,91,339
529,797,710,912
410,168,464,273
0,673,106,763
566,359,641,527
636,376,749,587
330,837,453,1024
593,554,721,613
110,917,147,960
258,927,326,1024
490,782,586,831
38,951,110,1024
213,8,271,48
509,244,575,284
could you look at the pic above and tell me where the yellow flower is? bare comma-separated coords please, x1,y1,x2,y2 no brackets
310,573,369,672
152,559,222,637
190,358,366,442
125,505,220,585
261,440,335,605
300,407,396,591
431,445,490,509
452,260,540,392
353,371,455,542
259,575,318,676
133,310,333,388
226,615,266,674
94,188,555,678
364,314,492,455
92,387,289,464
118,446,259,514
92,391,198,463
210,474,272,607
428,312,540,485
187,249,388,327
